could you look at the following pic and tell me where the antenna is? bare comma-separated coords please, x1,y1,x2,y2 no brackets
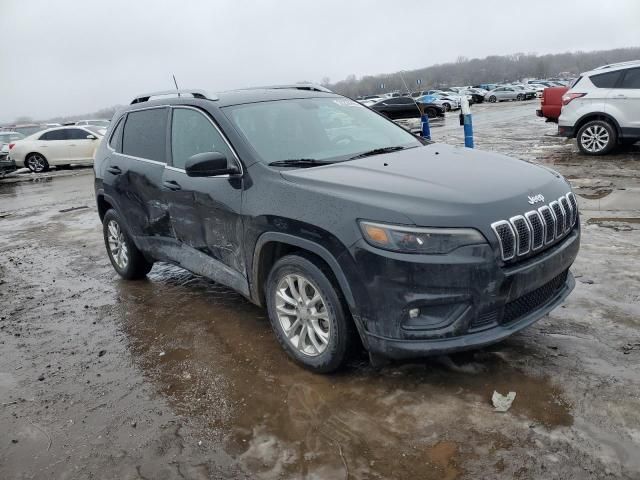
172,75,180,97
398,70,423,116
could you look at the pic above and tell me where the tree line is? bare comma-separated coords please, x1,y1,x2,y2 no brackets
324,47,640,97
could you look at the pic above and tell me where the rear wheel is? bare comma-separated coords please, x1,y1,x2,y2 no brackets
516,94,523,101
577,120,617,155
102,209,153,279
266,254,354,373
443,102,451,112
25,153,49,173
489,95,497,103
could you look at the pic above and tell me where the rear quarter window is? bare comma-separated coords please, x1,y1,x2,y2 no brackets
122,108,168,162
109,117,125,152
589,71,623,88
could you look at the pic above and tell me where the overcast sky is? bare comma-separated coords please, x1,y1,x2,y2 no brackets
1,0,638,123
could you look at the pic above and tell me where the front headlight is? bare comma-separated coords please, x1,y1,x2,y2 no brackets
359,221,486,254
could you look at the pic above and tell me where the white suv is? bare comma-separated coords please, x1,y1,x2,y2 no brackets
558,60,640,155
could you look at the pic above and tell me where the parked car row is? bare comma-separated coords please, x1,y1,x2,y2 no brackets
3,125,105,173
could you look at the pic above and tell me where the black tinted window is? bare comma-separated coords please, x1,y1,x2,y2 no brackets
39,129,67,140
590,71,622,88
122,108,167,162
109,117,125,152
620,68,640,89
171,108,234,169
67,128,90,140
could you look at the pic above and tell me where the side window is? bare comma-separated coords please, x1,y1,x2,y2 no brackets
170,108,234,170
39,130,66,140
67,128,90,140
620,68,640,89
109,117,125,152
590,71,622,88
122,108,168,162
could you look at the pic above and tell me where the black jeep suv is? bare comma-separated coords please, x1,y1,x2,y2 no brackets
94,86,580,372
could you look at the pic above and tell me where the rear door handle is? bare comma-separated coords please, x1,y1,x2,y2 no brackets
614,94,627,98
163,180,181,191
107,166,122,175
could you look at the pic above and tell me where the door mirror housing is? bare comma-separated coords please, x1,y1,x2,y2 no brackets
86,134,97,140
185,152,239,177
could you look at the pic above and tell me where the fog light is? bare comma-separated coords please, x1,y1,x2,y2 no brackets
409,308,420,319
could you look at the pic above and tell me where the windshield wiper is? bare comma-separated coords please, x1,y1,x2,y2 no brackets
348,146,409,160
268,158,337,167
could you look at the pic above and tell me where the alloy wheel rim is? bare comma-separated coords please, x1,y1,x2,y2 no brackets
28,155,45,172
581,125,610,153
275,274,330,357
107,220,129,270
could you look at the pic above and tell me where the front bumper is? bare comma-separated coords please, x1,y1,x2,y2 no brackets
344,227,580,360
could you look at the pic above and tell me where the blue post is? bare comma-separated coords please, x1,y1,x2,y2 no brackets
421,114,431,140
461,96,474,148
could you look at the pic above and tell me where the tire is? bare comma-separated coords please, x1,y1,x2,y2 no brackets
265,253,354,373
25,153,49,173
577,120,617,155
443,102,451,112
102,209,153,279
489,95,497,103
516,94,523,101
426,108,437,118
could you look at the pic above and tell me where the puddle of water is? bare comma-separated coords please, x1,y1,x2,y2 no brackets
112,263,573,479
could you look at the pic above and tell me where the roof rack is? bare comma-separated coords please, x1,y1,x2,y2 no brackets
242,83,333,93
593,60,640,70
130,89,218,105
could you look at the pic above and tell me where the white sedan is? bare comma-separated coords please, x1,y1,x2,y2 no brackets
8,126,104,172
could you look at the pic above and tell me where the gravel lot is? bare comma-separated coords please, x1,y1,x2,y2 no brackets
1,101,639,479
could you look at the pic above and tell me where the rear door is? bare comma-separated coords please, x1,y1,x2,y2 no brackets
116,107,177,256
163,106,247,292
607,67,640,135
36,129,68,164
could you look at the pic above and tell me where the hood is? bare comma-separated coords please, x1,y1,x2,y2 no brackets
280,143,572,231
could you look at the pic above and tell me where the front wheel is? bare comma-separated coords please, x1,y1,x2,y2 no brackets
577,120,617,155
443,102,451,112
488,95,497,103
102,209,153,279
516,94,523,101
266,254,354,373
25,153,49,173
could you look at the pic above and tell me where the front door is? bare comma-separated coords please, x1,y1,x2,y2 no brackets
65,128,97,162
163,106,247,294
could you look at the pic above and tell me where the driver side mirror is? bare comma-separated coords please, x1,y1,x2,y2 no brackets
86,134,97,140
185,151,239,177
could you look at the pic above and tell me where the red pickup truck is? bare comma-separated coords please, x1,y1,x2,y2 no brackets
536,86,569,123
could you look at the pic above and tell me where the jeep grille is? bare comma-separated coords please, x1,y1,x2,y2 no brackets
491,193,578,262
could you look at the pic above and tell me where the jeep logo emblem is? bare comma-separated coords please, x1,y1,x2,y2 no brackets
528,194,545,205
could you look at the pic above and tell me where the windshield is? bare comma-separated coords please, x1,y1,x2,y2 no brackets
224,97,423,164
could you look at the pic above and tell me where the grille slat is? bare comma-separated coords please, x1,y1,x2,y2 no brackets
525,211,544,250
550,201,565,237
559,197,571,232
492,194,578,262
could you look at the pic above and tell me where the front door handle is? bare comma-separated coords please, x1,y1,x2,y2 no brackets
107,166,122,175
163,180,182,191
614,94,627,98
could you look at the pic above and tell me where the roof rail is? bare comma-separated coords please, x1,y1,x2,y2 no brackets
593,60,640,70
242,83,333,93
130,89,218,105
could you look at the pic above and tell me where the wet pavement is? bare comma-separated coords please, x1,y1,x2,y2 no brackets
1,101,640,479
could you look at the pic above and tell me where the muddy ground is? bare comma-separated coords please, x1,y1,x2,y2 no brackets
1,101,639,479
